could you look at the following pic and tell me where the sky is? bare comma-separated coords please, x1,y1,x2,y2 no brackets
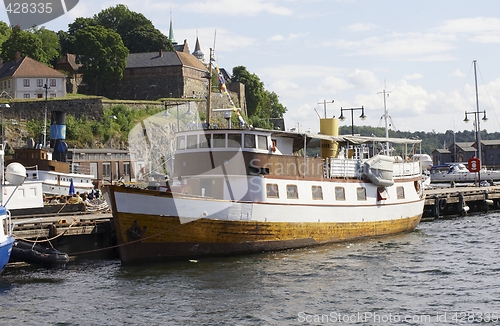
2,0,500,134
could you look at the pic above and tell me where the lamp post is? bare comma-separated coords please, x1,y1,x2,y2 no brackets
464,109,487,184
339,106,366,135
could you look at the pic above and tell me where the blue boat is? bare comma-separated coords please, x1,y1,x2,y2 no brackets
0,206,14,274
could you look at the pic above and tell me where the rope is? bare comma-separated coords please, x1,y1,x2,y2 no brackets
14,218,78,243
67,219,191,256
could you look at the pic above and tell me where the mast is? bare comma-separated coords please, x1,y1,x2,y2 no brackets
378,88,391,154
207,48,213,128
474,60,482,183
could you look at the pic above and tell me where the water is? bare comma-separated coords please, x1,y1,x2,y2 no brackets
2,213,500,325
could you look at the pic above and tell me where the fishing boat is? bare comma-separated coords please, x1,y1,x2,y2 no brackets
105,114,425,264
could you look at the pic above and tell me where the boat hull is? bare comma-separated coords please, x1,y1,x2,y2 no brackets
0,236,14,274
114,212,421,264
106,186,423,264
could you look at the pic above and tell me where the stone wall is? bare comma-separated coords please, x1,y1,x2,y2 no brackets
1,98,104,122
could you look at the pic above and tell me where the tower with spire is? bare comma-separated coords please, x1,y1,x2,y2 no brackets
168,10,177,45
192,34,205,63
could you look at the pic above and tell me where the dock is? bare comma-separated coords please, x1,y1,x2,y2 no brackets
423,185,500,220
11,211,116,260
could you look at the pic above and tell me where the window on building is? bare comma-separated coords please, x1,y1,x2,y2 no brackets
50,79,56,87
50,93,56,98
36,79,43,87
23,79,30,87
124,162,130,176
244,134,256,148
266,183,279,198
356,187,367,201
213,134,226,148
23,94,30,98
312,186,323,200
257,135,268,150
199,135,210,148
103,162,111,178
176,136,185,150
187,135,198,149
286,184,298,199
228,134,241,148
37,94,43,98
335,187,346,201
397,186,405,199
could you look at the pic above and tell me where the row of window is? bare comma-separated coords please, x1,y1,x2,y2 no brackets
23,93,56,99
177,133,269,151
71,153,130,160
23,78,57,88
266,183,406,201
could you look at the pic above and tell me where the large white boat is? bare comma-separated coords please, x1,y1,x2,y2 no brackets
9,147,95,196
105,116,425,264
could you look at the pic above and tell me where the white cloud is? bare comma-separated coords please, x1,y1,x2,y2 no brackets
450,69,464,78
267,33,307,42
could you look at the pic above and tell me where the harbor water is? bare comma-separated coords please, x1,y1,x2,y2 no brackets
2,213,500,325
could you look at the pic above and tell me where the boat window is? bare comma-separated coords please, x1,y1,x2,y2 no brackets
397,186,405,199
257,135,268,150
199,134,210,148
228,134,242,148
244,134,256,148
286,184,298,199
377,187,388,200
266,184,279,198
213,133,226,148
187,135,198,149
356,187,366,201
312,186,323,200
176,136,186,150
335,187,345,201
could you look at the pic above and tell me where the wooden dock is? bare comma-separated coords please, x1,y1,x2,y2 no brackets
11,211,116,259
423,185,500,220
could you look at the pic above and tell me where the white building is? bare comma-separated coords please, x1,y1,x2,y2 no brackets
0,53,66,99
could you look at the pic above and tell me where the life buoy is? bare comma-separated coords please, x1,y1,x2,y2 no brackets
271,145,277,152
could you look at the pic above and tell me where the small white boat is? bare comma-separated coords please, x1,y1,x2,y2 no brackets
430,163,500,183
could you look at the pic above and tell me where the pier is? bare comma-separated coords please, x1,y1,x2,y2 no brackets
423,185,500,220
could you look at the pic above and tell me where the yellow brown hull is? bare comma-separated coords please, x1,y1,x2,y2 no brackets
114,212,421,264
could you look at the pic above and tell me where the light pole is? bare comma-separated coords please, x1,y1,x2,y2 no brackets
464,109,487,184
339,106,366,135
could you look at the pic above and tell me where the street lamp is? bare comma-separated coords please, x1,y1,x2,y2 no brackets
339,106,366,135
464,109,487,184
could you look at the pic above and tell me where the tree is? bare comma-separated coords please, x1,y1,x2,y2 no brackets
60,17,97,55
32,27,61,67
74,25,129,88
1,26,46,63
231,66,287,128
94,4,172,53
123,26,173,53
0,21,11,52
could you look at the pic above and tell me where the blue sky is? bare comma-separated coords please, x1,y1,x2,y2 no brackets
2,0,500,134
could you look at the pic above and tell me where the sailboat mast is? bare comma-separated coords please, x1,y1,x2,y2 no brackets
378,88,391,154
207,48,213,128
473,60,482,181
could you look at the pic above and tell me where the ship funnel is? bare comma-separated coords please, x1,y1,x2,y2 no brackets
319,118,339,159
49,111,68,162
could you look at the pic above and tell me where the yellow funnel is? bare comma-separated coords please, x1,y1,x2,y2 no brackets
320,118,339,158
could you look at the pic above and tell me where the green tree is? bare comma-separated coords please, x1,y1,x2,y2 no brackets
94,4,172,53
60,17,98,55
32,27,61,67
1,26,46,63
0,21,12,52
74,25,129,89
230,66,287,128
